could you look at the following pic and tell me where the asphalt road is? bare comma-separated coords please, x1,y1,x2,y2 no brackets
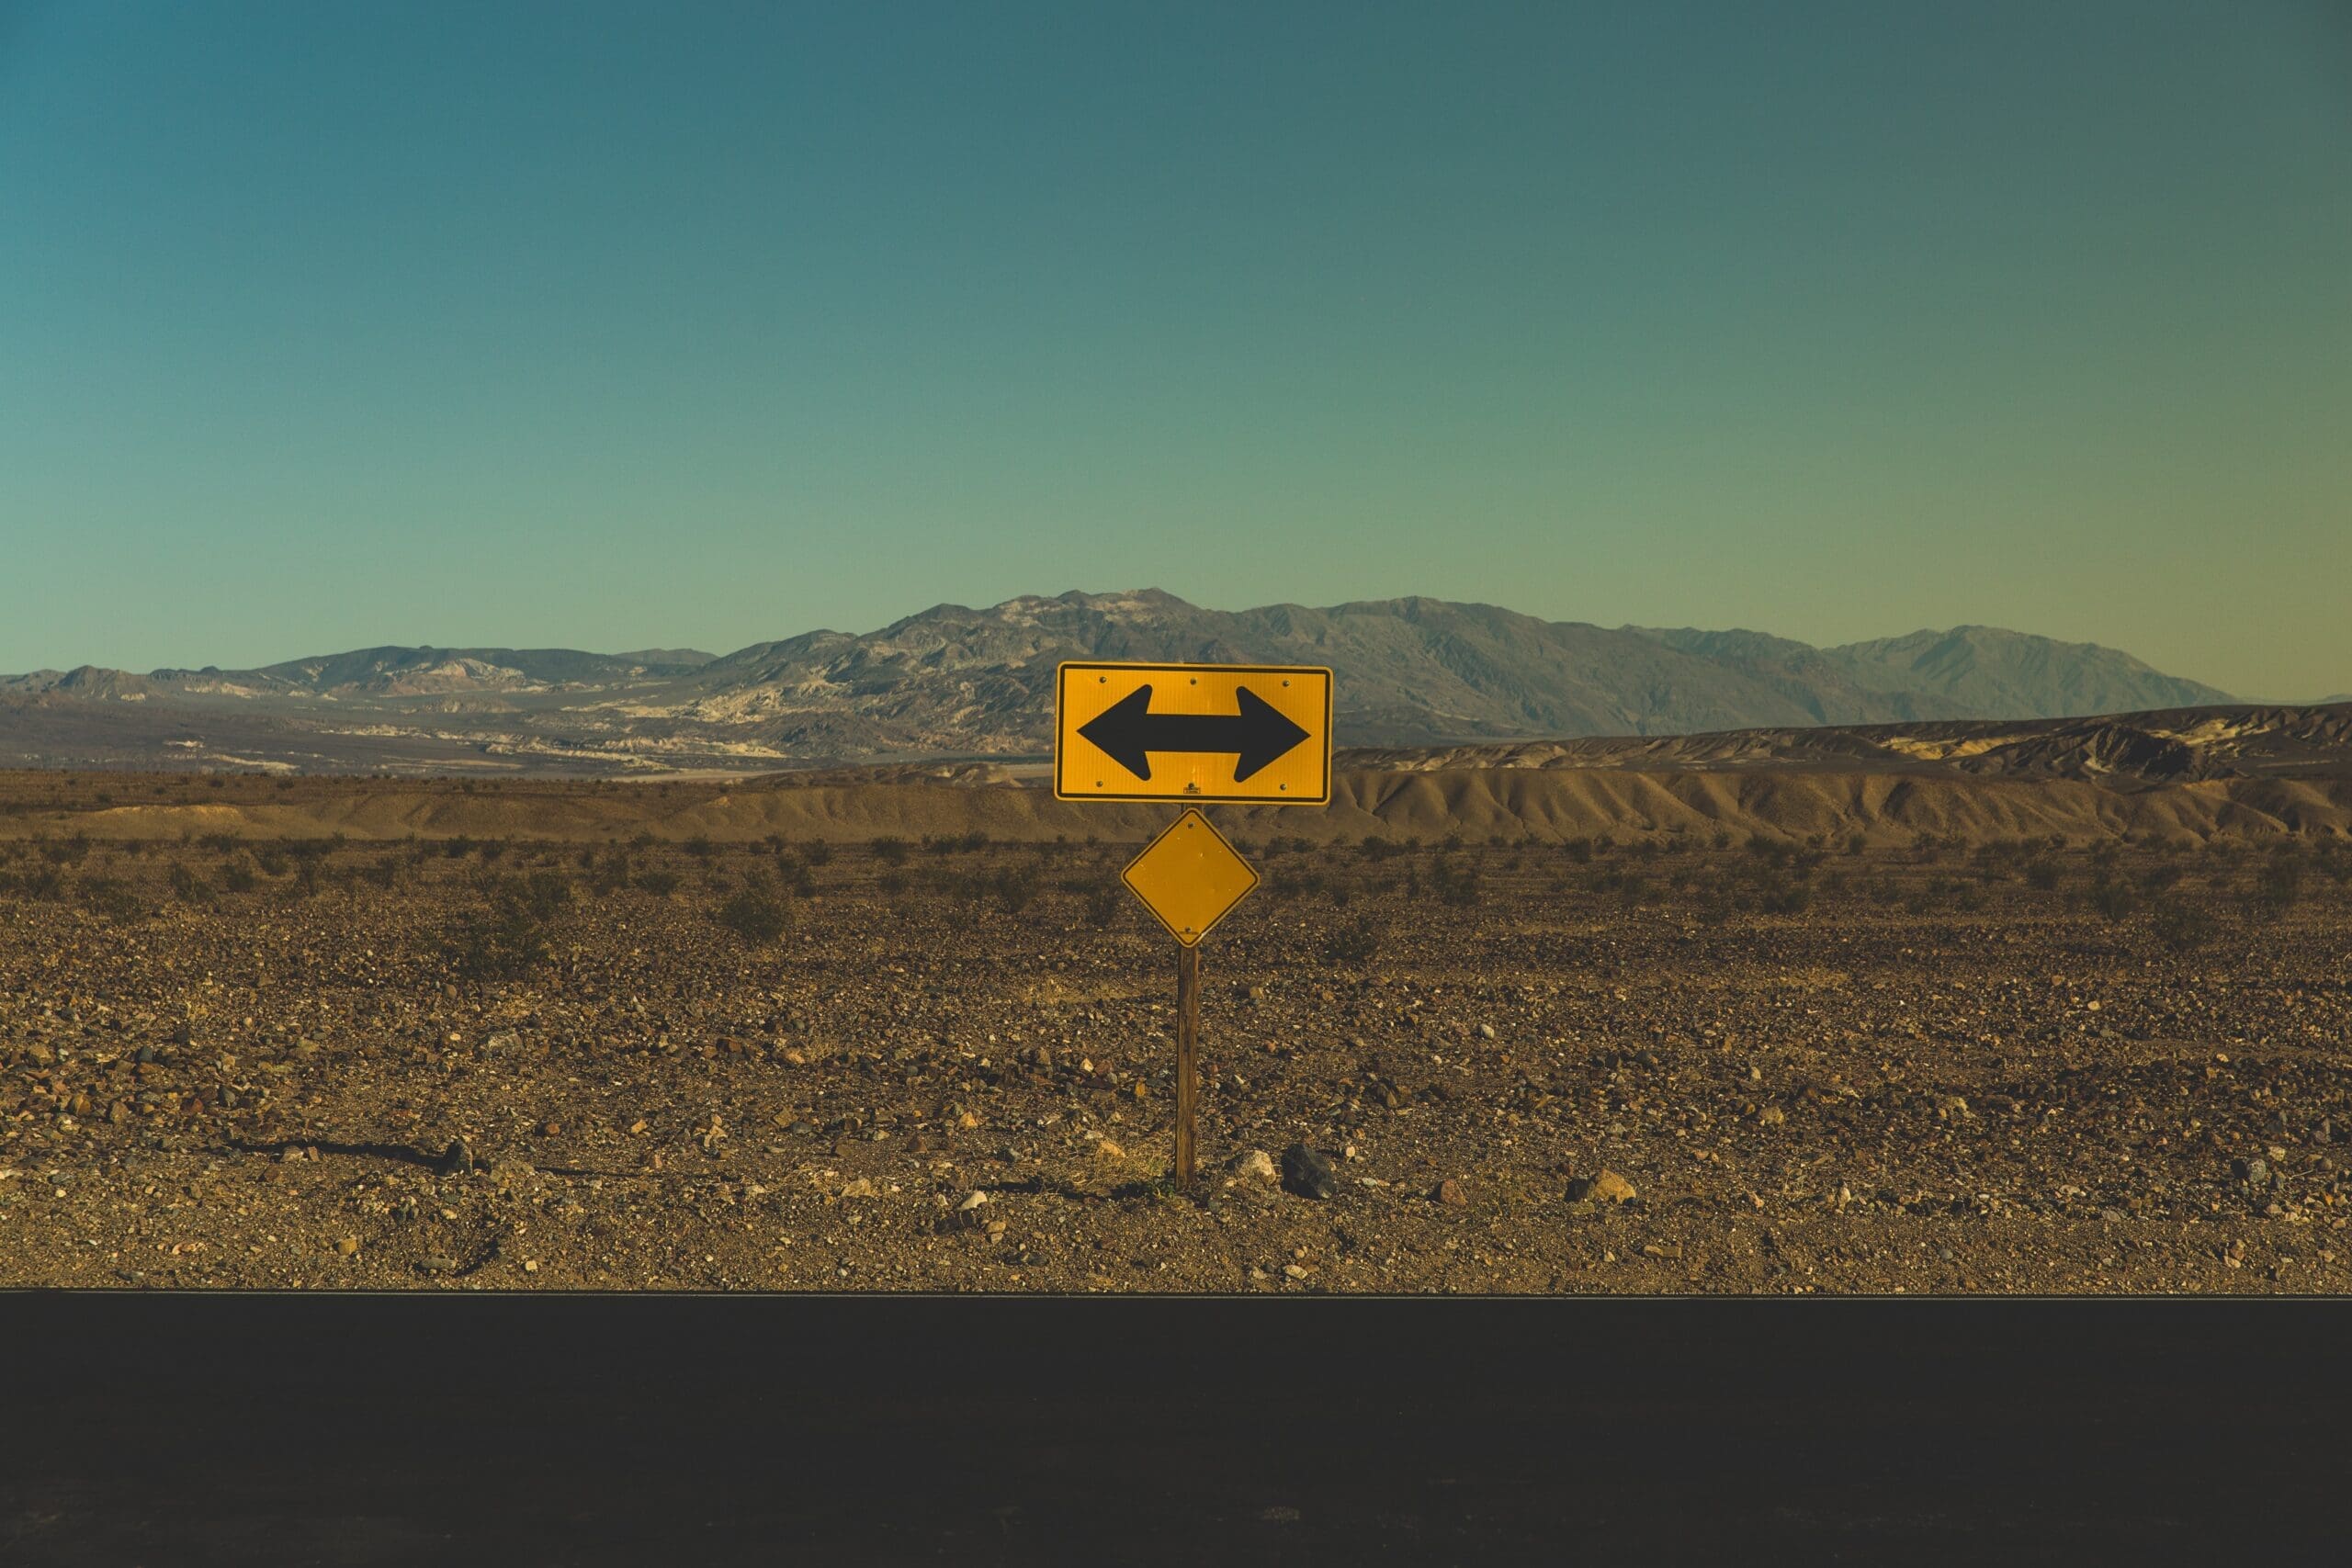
2,1293,2344,1564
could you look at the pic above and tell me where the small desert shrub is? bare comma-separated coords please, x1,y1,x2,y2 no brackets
991,863,1042,914
1429,857,1482,907
1269,868,1326,902
1895,874,1961,912
2245,858,2303,921
255,848,290,877
1323,913,1381,966
446,879,556,979
220,856,259,894
683,835,717,861
713,875,792,945
40,834,92,866
2085,874,2140,923
441,836,475,860
1076,877,1124,930
286,841,332,897
635,868,683,897
870,836,910,865
589,850,634,895
167,862,216,905
2023,859,2064,891
516,869,573,919
0,865,64,901
2150,898,2221,953
81,875,146,923
1689,886,1736,926
925,831,989,856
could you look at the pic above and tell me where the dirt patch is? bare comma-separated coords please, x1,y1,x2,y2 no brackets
4,818,2348,1292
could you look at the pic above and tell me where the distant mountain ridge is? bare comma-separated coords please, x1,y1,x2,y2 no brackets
0,590,2247,774
1632,623,2233,724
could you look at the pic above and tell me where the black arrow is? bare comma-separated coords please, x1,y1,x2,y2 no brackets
1078,683,1311,784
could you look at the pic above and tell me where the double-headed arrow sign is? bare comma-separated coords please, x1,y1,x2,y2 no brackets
1054,662,1332,805
1079,682,1307,784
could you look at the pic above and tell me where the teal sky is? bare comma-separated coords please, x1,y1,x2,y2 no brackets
3,2,2346,698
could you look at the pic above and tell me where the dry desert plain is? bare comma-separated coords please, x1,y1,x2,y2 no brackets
3,766,2349,1294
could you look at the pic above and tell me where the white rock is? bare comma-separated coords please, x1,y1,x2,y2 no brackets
1228,1149,1277,1182
957,1190,989,1212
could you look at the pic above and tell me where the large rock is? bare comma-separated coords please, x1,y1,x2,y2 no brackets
1227,1148,1277,1183
1282,1144,1340,1201
1566,1168,1636,1204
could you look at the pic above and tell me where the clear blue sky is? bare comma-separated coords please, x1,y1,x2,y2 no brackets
3,2,2346,696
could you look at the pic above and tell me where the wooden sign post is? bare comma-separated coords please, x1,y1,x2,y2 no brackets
1175,945,1200,1184
1055,662,1334,1188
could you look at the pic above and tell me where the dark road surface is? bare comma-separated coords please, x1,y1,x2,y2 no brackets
2,1293,2345,1564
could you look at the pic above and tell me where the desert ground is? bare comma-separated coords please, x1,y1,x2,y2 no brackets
3,768,2348,1294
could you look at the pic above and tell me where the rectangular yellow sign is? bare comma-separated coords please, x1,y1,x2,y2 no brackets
1054,661,1332,805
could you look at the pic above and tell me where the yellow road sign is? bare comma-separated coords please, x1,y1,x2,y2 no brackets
1121,808,1260,946
1055,661,1331,805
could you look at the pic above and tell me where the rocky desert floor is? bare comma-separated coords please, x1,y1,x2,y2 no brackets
4,807,2350,1294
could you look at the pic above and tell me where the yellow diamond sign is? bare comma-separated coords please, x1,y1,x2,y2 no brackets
1121,809,1260,947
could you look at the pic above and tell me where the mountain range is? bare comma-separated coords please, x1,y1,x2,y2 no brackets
0,590,2247,774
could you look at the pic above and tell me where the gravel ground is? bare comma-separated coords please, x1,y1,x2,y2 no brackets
4,829,2349,1292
